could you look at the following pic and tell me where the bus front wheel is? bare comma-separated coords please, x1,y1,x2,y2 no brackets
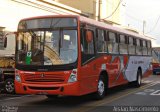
5,78,15,94
93,75,106,100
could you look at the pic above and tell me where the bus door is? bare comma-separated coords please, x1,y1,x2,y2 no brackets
79,27,98,94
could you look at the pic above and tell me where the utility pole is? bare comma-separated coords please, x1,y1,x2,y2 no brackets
143,20,146,35
98,0,102,21
94,0,102,21
94,0,99,21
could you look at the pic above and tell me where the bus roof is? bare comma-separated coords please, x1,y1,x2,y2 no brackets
19,15,78,21
79,16,151,41
20,15,151,41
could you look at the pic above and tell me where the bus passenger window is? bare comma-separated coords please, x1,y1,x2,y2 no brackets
142,40,148,55
136,39,142,55
128,37,136,55
147,41,152,55
97,29,105,53
107,32,119,54
119,35,128,54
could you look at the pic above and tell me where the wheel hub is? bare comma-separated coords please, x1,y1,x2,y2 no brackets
98,80,104,96
6,81,14,93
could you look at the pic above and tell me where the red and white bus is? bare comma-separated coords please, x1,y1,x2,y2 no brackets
15,15,152,99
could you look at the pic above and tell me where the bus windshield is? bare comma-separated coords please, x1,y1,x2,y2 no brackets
16,29,78,65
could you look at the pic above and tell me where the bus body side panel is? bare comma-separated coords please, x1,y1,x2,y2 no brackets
78,55,128,95
78,54,152,95
78,55,112,95
124,56,152,82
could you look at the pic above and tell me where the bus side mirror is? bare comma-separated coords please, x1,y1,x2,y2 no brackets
86,30,93,43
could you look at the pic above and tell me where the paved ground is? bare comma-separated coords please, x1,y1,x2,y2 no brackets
0,75,160,112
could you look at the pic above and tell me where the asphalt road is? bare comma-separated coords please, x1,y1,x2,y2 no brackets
0,75,160,112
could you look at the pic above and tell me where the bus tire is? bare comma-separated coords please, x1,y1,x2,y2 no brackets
93,75,106,100
5,78,15,94
46,95,58,99
134,69,142,87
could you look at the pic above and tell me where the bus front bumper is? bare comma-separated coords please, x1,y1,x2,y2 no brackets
15,81,80,96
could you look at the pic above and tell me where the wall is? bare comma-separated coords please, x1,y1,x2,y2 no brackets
57,0,94,15
57,0,124,24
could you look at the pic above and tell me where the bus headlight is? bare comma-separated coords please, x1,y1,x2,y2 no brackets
15,74,21,82
68,69,77,83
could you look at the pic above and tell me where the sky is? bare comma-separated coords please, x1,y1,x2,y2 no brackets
124,0,160,47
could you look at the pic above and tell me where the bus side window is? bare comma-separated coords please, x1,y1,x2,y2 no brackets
142,40,148,55
97,29,106,53
128,36,136,55
107,32,119,54
81,28,95,64
147,41,152,55
136,39,142,55
119,34,128,54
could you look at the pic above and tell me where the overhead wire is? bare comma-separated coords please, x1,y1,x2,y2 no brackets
101,0,123,20
145,15,160,34
122,3,160,35
125,13,143,23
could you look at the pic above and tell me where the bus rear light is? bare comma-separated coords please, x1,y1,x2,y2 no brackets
68,69,77,83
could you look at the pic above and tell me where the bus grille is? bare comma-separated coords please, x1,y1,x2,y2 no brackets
23,74,65,83
28,86,59,90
